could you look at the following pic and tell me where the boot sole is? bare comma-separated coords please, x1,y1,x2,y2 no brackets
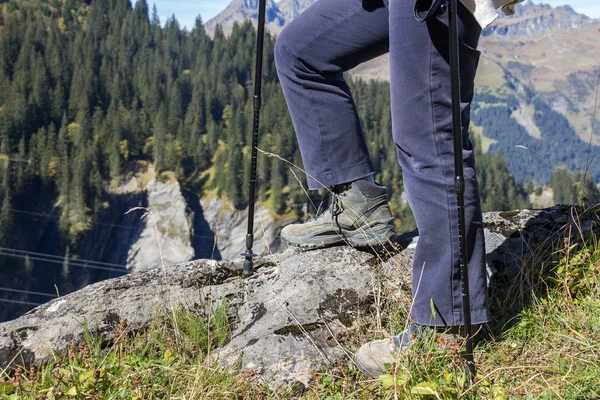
282,219,396,249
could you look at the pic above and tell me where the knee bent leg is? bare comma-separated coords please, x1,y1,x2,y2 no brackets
274,27,300,74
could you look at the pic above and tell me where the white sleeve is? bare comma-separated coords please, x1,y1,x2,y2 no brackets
496,0,525,16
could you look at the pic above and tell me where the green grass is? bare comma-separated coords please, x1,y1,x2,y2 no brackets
2,227,599,399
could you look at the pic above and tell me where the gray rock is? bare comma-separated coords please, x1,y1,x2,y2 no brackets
210,246,376,389
0,246,379,390
482,1,593,37
204,0,286,36
482,206,597,279
0,258,234,370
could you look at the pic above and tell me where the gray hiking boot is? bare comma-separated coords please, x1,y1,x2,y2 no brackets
353,324,420,378
354,325,469,378
281,180,396,249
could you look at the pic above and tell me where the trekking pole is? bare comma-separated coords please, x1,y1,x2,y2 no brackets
448,0,476,381
413,0,476,382
241,0,267,278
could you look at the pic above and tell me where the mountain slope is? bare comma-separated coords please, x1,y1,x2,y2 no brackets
478,4,599,143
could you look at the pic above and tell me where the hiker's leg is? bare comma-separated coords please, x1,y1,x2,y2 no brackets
274,0,389,190
388,0,489,326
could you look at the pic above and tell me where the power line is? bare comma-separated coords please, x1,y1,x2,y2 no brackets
0,246,126,269
0,287,58,298
6,207,219,240
7,208,146,230
0,298,41,306
0,246,126,268
0,250,127,273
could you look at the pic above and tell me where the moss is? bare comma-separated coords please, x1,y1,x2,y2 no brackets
158,170,177,183
274,323,323,336
255,261,277,270
499,210,520,219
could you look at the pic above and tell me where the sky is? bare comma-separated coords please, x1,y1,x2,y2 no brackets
151,0,600,30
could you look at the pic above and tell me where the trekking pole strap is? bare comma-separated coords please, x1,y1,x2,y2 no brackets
414,0,448,22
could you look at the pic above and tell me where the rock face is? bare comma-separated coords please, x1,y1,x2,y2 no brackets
211,246,377,388
483,206,597,277
0,206,595,389
126,179,195,272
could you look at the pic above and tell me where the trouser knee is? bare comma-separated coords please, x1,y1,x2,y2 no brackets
274,27,298,75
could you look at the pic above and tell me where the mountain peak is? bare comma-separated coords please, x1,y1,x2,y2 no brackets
205,0,319,36
483,0,593,37
205,0,289,36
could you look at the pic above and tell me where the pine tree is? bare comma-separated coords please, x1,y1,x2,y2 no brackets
0,191,13,247
153,105,167,171
62,246,70,280
575,172,600,205
57,116,70,207
270,155,284,214
151,4,160,26
15,136,26,191
24,255,33,279
550,167,576,205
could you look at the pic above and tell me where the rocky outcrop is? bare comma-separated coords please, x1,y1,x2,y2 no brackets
0,246,379,390
1,206,596,389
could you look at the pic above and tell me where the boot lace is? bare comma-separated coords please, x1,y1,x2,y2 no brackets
329,193,344,225
312,190,346,226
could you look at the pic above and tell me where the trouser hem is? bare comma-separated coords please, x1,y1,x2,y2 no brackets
412,307,490,327
306,160,375,190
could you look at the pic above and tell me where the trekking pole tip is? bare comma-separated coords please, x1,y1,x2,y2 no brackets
243,258,254,278
241,246,257,278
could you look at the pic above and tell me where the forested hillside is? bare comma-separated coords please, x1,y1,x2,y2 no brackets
0,0,531,320
471,92,600,184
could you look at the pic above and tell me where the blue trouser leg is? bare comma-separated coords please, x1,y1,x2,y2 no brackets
275,0,490,326
389,0,489,326
274,0,389,190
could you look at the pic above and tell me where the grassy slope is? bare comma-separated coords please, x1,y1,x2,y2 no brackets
1,216,599,399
